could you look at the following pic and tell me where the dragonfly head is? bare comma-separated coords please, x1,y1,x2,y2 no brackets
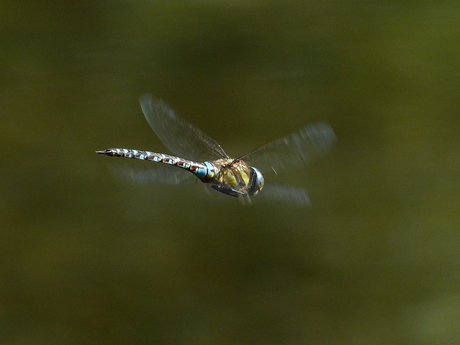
248,167,264,196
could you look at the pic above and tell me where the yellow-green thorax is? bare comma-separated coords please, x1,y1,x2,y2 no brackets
211,158,252,195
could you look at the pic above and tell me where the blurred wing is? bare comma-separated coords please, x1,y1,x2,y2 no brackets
258,183,311,206
109,165,198,185
239,122,336,175
140,94,228,161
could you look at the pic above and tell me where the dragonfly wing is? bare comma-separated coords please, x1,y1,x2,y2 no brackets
239,122,336,175
261,184,311,206
109,165,198,185
140,94,228,161
204,182,311,206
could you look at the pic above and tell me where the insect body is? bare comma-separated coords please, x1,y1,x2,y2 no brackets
97,95,335,204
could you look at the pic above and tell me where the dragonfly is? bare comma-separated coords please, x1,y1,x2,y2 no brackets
96,95,336,205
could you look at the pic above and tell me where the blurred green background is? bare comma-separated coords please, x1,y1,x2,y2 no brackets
2,1,460,344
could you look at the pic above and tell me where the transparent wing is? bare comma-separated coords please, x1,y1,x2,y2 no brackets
109,165,198,185
239,122,336,175
204,182,311,206
259,184,311,206
140,94,228,161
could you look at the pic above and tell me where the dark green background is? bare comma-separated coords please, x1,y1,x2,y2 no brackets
2,1,460,344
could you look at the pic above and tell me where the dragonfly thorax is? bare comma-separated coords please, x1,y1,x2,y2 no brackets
209,159,264,198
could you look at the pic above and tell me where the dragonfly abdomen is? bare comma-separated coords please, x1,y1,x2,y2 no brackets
96,148,217,181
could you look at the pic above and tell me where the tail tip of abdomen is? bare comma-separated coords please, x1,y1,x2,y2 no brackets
96,149,114,156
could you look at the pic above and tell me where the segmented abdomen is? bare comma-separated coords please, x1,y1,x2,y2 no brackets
96,148,216,181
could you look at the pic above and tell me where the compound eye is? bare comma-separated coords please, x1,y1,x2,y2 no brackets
248,167,264,196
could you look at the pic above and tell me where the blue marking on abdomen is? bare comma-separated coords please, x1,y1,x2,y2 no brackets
195,162,215,180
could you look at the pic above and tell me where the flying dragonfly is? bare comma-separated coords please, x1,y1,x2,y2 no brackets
96,95,336,205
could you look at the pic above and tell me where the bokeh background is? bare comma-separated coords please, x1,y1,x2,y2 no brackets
2,1,460,344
